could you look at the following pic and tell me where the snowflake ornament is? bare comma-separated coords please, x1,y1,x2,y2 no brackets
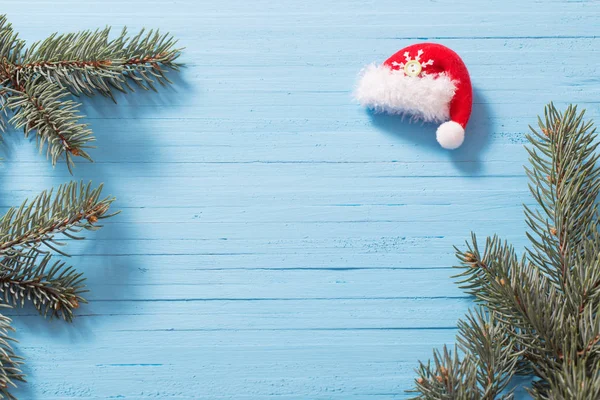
391,49,434,77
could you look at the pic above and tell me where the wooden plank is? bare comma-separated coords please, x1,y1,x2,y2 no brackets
0,0,597,398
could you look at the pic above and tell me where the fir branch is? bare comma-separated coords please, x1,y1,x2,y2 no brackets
411,345,481,400
562,230,600,319
530,348,600,400
0,15,24,133
6,78,94,170
0,14,183,169
18,26,182,99
410,309,519,400
0,181,116,257
524,104,600,289
0,308,24,399
0,181,117,397
455,235,572,368
0,250,85,322
456,309,520,398
411,104,600,398
455,236,541,335
0,15,25,66
120,27,181,91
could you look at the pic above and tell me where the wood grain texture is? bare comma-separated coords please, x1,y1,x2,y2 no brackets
1,0,599,398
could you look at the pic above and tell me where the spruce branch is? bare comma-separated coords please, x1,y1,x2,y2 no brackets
411,345,481,400
530,344,600,400
524,105,600,289
0,16,25,68
454,236,561,360
19,26,181,98
0,180,117,397
0,14,183,170
6,78,94,170
0,250,85,322
410,104,600,399
410,309,519,400
0,181,116,257
456,309,520,398
0,16,24,133
0,308,24,399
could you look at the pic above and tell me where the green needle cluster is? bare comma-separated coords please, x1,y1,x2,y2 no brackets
0,15,182,172
410,104,600,400
0,181,117,398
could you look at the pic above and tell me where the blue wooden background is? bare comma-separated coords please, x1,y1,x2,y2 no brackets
1,1,599,398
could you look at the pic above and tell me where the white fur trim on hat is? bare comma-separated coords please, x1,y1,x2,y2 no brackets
354,64,457,123
436,121,465,149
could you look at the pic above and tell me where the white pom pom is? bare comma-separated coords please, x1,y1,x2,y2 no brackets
436,121,465,149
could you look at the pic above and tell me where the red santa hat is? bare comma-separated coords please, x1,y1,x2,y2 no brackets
354,43,472,149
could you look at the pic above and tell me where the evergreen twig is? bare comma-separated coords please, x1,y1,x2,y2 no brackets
0,181,117,397
6,78,93,172
409,103,600,399
0,250,86,321
0,14,182,170
0,306,24,400
0,181,116,256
